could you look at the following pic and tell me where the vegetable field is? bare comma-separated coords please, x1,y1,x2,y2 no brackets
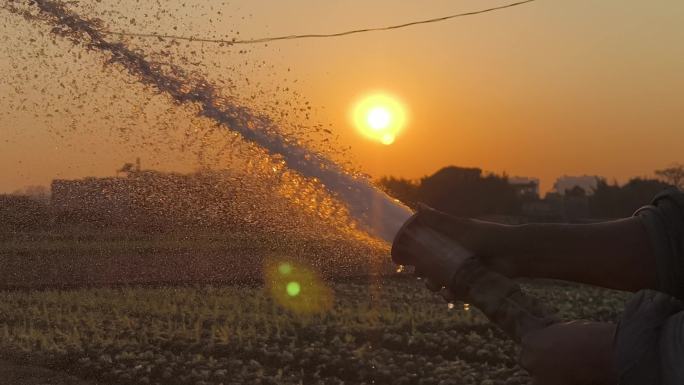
0,277,628,385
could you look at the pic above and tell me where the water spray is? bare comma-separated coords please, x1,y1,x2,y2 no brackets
15,0,414,244
15,0,557,342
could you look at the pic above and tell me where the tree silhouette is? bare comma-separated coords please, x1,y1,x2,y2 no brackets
416,166,520,217
655,163,684,191
377,177,419,208
589,177,672,218
380,168,676,221
565,185,587,197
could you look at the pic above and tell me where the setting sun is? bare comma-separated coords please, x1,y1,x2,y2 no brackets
352,92,407,145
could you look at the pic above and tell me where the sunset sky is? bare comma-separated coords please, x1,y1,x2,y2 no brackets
1,0,683,194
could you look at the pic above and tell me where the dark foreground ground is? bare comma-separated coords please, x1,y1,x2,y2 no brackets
0,277,629,385
0,360,94,385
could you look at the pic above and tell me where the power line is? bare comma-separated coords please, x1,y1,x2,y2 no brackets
103,0,535,45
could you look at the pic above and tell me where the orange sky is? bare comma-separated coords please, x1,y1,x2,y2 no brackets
1,0,683,194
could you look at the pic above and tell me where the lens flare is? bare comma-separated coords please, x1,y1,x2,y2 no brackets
352,92,407,145
286,281,301,296
278,263,293,275
381,134,395,145
264,259,333,314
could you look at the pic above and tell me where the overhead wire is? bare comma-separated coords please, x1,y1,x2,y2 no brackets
102,0,536,45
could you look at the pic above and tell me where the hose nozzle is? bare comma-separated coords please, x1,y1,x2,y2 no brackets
391,206,558,341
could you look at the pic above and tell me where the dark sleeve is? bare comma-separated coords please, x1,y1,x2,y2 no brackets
614,290,684,385
633,188,684,299
660,311,684,384
615,190,684,384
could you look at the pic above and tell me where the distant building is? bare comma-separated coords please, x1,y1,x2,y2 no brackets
52,176,135,225
522,199,562,222
509,176,540,200
520,189,593,223
553,175,600,195
50,169,241,230
49,166,328,233
0,194,50,232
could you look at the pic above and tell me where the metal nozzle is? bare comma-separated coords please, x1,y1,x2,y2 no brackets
390,206,559,341
391,211,473,272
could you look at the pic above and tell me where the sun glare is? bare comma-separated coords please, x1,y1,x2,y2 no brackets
367,107,391,130
352,92,407,145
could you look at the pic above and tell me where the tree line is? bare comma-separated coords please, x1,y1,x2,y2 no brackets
378,164,684,221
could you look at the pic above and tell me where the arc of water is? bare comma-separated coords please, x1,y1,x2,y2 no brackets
27,0,413,243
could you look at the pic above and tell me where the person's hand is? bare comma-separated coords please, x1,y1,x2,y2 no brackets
393,205,476,296
412,232,474,295
408,205,512,297
416,205,522,278
520,321,618,385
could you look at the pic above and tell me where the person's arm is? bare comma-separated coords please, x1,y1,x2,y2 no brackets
520,321,618,385
485,217,657,292
419,209,657,291
419,188,684,294
659,311,684,384
499,190,684,385
612,290,684,385
520,290,684,385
